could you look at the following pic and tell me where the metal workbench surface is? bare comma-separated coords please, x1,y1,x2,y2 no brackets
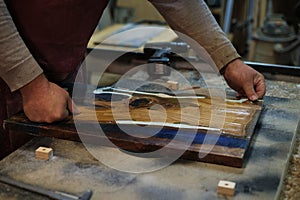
0,95,299,200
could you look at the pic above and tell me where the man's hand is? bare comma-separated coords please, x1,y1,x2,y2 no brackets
20,74,80,123
222,59,266,101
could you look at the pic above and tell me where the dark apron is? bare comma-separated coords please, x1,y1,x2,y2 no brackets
0,0,109,159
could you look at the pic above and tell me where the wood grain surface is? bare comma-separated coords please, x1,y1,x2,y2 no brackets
81,94,262,137
4,88,262,168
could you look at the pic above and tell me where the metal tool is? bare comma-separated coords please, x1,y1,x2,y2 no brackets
93,86,206,99
0,175,93,200
143,42,191,78
245,61,300,76
145,46,173,77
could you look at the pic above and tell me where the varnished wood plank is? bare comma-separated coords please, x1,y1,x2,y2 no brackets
4,92,262,168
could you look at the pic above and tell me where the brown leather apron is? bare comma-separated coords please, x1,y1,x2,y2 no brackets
0,0,109,159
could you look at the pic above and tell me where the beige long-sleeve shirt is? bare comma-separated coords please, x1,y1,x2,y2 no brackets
0,0,239,92
0,0,43,91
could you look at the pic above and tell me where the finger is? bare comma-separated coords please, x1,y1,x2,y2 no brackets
45,109,69,123
243,83,258,101
57,108,69,121
67,97,81,115
236,92,245,99
63,109,69,118
254,78,266,98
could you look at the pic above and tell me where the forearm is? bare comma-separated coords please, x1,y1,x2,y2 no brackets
0,0,43,91
149,0,240,70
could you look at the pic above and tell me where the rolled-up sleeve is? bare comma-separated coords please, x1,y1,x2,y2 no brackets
0,0,43,91
148,0,240,70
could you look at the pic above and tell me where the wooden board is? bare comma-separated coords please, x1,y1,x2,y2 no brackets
4,85,262,168
88,24,177,53
100,25,165,48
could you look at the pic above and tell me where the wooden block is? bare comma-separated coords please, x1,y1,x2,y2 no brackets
166,81,179,90
35,147,53,160
217,180,236,196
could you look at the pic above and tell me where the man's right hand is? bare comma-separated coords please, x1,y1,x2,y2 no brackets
222,59,266,101
20,74,80,123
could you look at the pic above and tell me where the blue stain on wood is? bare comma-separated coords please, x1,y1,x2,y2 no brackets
154,129,248,149
100,124,248,149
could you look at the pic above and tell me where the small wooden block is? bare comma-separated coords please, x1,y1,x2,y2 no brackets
217,180,236,196
166,80,179,90
35,147,53,160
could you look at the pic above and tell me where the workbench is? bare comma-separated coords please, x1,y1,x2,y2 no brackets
1,24,300,199
0,92,299,200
